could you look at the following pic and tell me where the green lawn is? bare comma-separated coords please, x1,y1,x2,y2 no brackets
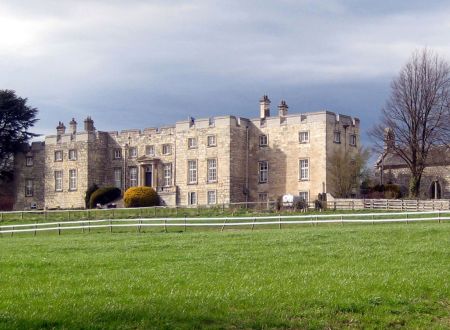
0,223,449,329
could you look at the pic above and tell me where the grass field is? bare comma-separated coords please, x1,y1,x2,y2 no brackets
1,223,449,329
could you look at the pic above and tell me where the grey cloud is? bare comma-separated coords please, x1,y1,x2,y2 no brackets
1,0,450,151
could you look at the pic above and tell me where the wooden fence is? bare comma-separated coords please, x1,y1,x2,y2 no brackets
328,199,450,211
0,210,448,236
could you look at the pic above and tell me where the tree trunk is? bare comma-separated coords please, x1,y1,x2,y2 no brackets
409,176,421,198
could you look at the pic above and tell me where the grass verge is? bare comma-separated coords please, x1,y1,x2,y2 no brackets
0,223,449,329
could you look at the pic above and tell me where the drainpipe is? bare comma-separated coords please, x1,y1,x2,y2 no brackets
245,125,249,204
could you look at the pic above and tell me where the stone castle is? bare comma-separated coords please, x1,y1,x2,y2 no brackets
13,96,360,209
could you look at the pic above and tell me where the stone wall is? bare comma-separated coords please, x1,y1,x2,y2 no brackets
13,142,45,210
13,104,361,209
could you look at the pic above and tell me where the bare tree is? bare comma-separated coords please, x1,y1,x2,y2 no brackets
372,49,450,197
329,147,370,198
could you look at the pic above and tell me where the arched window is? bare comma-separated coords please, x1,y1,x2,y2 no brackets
429,181,442,199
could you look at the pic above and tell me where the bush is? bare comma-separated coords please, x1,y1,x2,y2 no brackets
85,183,99,208
124,186,159,208
89,187,121,209
384,184,402,199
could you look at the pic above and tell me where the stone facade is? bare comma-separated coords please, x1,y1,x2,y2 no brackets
13,96,360,209
376,146,450,199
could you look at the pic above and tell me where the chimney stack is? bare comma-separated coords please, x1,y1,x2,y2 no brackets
384,127,395,151
69,118,77,134
84,116,95,132
259,95,271,119
278,100,288,117
56,121,66,135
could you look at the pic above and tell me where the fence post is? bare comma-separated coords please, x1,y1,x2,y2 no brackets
138,219,142,233
252,217,255,231
352,201,355,211
82,222,85,233
34,223,37,236
11,226,14,237
406,213,408,224
164,218,167,233
221,217,228,232
88,221,91,233
109,220,112,233
184,216,187,232
438,210,441,223
278,214,281,229
58,223,61,236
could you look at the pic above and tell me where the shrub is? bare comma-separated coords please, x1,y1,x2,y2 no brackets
384,184,402,199
89,187,121,209
85,183,99,208
124,186,159,208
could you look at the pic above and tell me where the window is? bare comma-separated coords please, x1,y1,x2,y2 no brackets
334,131,341,143
68,149,77,160
69,169,77,190
162,144,172,155
207,158,217,182
114,148,122,159
163,163,172,186
259,134,268,146
258,161,268,183
55,171,63,191
25,179,33,197
299,159,309,180
188,192,197,205
114,168,122,189
129,167,138,187
299,191,309,202
188,137,197,149
350,134,357,146
188,160,197,184
129,147,137,158
207,190,216,205
258,192,268,202
146,145,155,156
207,135,216,147
299,131,309,143
54,150,63,161
25,156,33,167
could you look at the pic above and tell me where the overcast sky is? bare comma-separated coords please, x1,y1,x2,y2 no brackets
1,0,450,146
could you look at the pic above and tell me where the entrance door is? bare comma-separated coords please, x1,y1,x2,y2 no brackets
145,165,153,187
430,181,441,199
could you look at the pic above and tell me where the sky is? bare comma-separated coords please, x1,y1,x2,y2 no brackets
1,0,450,148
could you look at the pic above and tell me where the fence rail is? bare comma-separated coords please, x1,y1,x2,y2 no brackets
1,211,448,236
2,199,450,222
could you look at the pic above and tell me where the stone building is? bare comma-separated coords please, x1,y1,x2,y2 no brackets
13,96,360,209
375,130,450,199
